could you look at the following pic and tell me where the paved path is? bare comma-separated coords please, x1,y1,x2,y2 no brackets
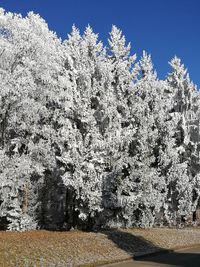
103,246,200,267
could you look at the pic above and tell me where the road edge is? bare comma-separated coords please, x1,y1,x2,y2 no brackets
100,244,200,266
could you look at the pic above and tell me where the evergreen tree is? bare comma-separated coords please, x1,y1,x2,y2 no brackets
0,8,200,231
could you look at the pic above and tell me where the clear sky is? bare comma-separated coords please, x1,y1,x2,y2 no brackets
1,0,200,87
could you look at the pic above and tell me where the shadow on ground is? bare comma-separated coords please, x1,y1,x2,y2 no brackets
104,229,200,267
105,229,163,257
137,250,200,267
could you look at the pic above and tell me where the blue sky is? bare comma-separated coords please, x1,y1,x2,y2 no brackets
1,0,200,86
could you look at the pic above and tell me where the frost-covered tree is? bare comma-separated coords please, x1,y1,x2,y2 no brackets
164,56,200,224
0,8,200,231
0,8,71,230
124,52,167,227
61,25,107,228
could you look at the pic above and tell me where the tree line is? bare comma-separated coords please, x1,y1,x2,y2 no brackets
0,8,200,231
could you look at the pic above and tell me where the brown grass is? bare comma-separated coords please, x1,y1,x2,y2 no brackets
0,227,200,267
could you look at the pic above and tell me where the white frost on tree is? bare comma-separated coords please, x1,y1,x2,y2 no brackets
0,8,200,231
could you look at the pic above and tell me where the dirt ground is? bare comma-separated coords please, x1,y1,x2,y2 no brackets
0,227,200,267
